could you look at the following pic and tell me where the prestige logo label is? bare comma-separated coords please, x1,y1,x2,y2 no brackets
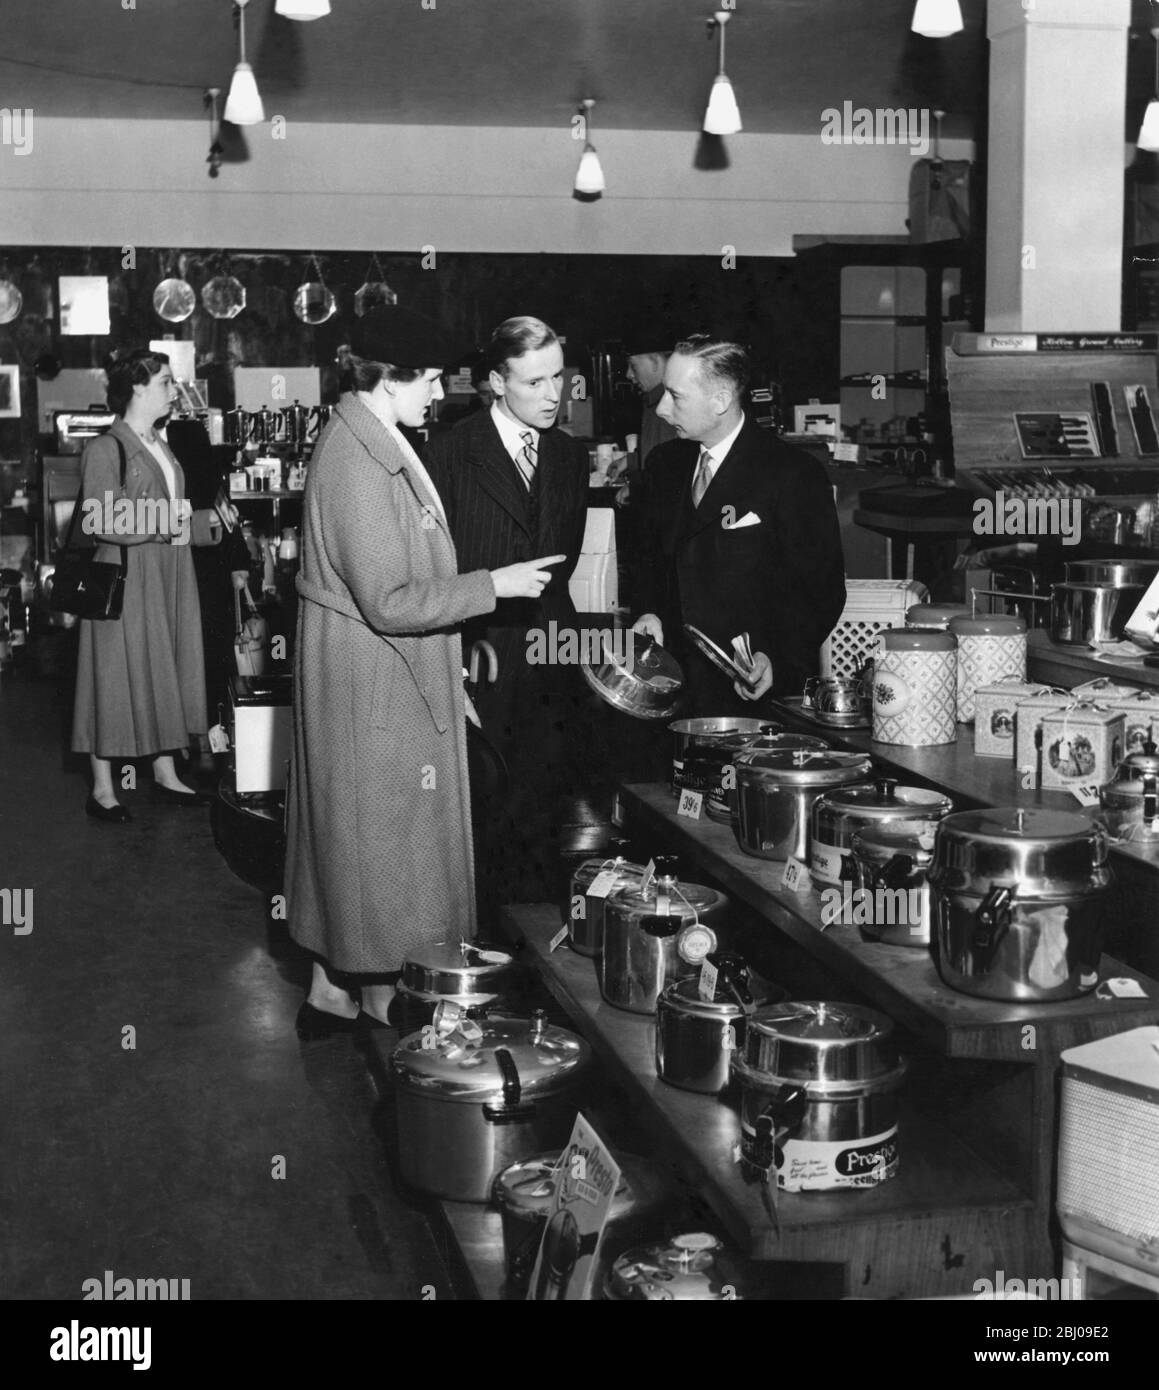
835,1135,899,1179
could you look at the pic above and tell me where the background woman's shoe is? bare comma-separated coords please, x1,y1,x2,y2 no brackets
85,796,131,824
295,1001,359,1041
153,783,212,806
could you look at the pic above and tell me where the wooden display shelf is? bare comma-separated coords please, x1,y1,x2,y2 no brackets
617,784,1159,1063
503,904,1036,1296
432,1203,512,1301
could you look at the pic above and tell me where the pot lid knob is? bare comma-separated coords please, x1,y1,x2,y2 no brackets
653,854,679,884
874,777,898,802
529,1008,548,1044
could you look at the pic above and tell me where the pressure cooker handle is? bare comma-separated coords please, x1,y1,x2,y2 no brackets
742,1085,808,1185
482,1047,536,1125
973,885,1014,956
873,853,915,891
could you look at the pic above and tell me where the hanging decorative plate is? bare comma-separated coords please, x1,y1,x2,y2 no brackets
0,280,23,325
153,277,196,323
293,254,337,325
201,274,246,320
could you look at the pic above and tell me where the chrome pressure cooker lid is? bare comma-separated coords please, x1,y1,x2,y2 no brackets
850,825,937,870
390,1011,589,1100
492,1150,665,1220
604,1233,742,1301
572,856,647,890
816,779,953,818
669,716,778,739
736,1000,901,1088
607,858,726,923
399,939,513,996
734,748,870,785
660,973,752,1019
928,807,1112,898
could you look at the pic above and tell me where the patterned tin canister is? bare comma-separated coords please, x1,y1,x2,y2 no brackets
947,615,1027,724
872,629,957,747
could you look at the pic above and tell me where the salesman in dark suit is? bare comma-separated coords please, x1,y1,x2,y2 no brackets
425,316,590,912
632,335,846,715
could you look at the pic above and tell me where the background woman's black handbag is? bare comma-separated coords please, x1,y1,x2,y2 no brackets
49,436,129,621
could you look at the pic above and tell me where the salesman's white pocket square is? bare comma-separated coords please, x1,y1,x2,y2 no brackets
726,511,762,529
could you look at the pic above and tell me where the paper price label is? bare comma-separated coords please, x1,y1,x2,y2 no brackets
586,869,620,899
677,789,704,820
207,723,230,753
1069,784,1101,808
698,959,719,1002
1099,977,1147,999
782,857,812,893
639,859,656,895
549,924,570,952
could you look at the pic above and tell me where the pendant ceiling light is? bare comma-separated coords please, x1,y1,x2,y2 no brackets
574,98,606,198
703,11,742,136
1140,27,1159,151
275,0,331,18
224,0,265,126
911,0,964,40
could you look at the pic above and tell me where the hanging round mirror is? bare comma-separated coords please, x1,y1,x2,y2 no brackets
154,277,195,323
201,272,246,320
293,254,336,325
354,254,397,317
0,279,22,325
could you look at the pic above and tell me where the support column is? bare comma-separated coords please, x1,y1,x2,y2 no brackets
986,0,1132,330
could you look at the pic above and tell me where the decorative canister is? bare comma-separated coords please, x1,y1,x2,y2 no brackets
1105,690,1159,755
905,602,970,632
871,629,957,747
1039,704,1125,791
1015,691,1073,788
947,614,1027,723
973,680,1053,759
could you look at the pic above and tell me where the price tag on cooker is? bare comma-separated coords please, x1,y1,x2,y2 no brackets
677,789,704,820
1097,976,1147,999
207,723,230,753
698,958,719,1002
549,924,570,952
586,869,620,899
782,857,812,893
1069,784,1101,808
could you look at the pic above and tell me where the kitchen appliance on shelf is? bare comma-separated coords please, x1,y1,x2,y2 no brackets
229,673,291,794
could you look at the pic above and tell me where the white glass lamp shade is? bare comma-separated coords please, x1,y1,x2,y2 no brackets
224,63,265,125
703,75,742,136
1139,99,1159,152
575,147,606,195
911,0,964,39
276,0,331,18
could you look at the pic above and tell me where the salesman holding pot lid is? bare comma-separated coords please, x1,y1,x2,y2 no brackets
631,335,846,715
285,305,564,1039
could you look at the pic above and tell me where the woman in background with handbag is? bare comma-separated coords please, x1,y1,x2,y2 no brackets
70,349,208,823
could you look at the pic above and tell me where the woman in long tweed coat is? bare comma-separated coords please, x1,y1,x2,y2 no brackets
71,349,208,823
286,307,565,1037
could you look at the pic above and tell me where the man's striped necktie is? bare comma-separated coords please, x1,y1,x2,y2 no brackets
691,446,713,507
516,430,538,490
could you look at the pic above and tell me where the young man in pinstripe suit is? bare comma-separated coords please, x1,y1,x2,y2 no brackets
425,317,590,917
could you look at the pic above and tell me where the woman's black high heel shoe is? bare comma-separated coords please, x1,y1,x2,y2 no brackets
295,1001,359,1041
85,796,132,824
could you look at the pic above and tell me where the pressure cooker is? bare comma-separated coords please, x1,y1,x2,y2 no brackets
600,857,730,1015
492,1150,677,1298
686,730,829,823
1099,741,1159,843
927,808,1114,1002
848,825,937,947
730,1001,906,1193
567,856,648,957
655,952,786,1095
391,1010,591,1202
603,1232,749,1300
809,778,953,886
394,938,517,1034
668,716,778,790
732,747,873,863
